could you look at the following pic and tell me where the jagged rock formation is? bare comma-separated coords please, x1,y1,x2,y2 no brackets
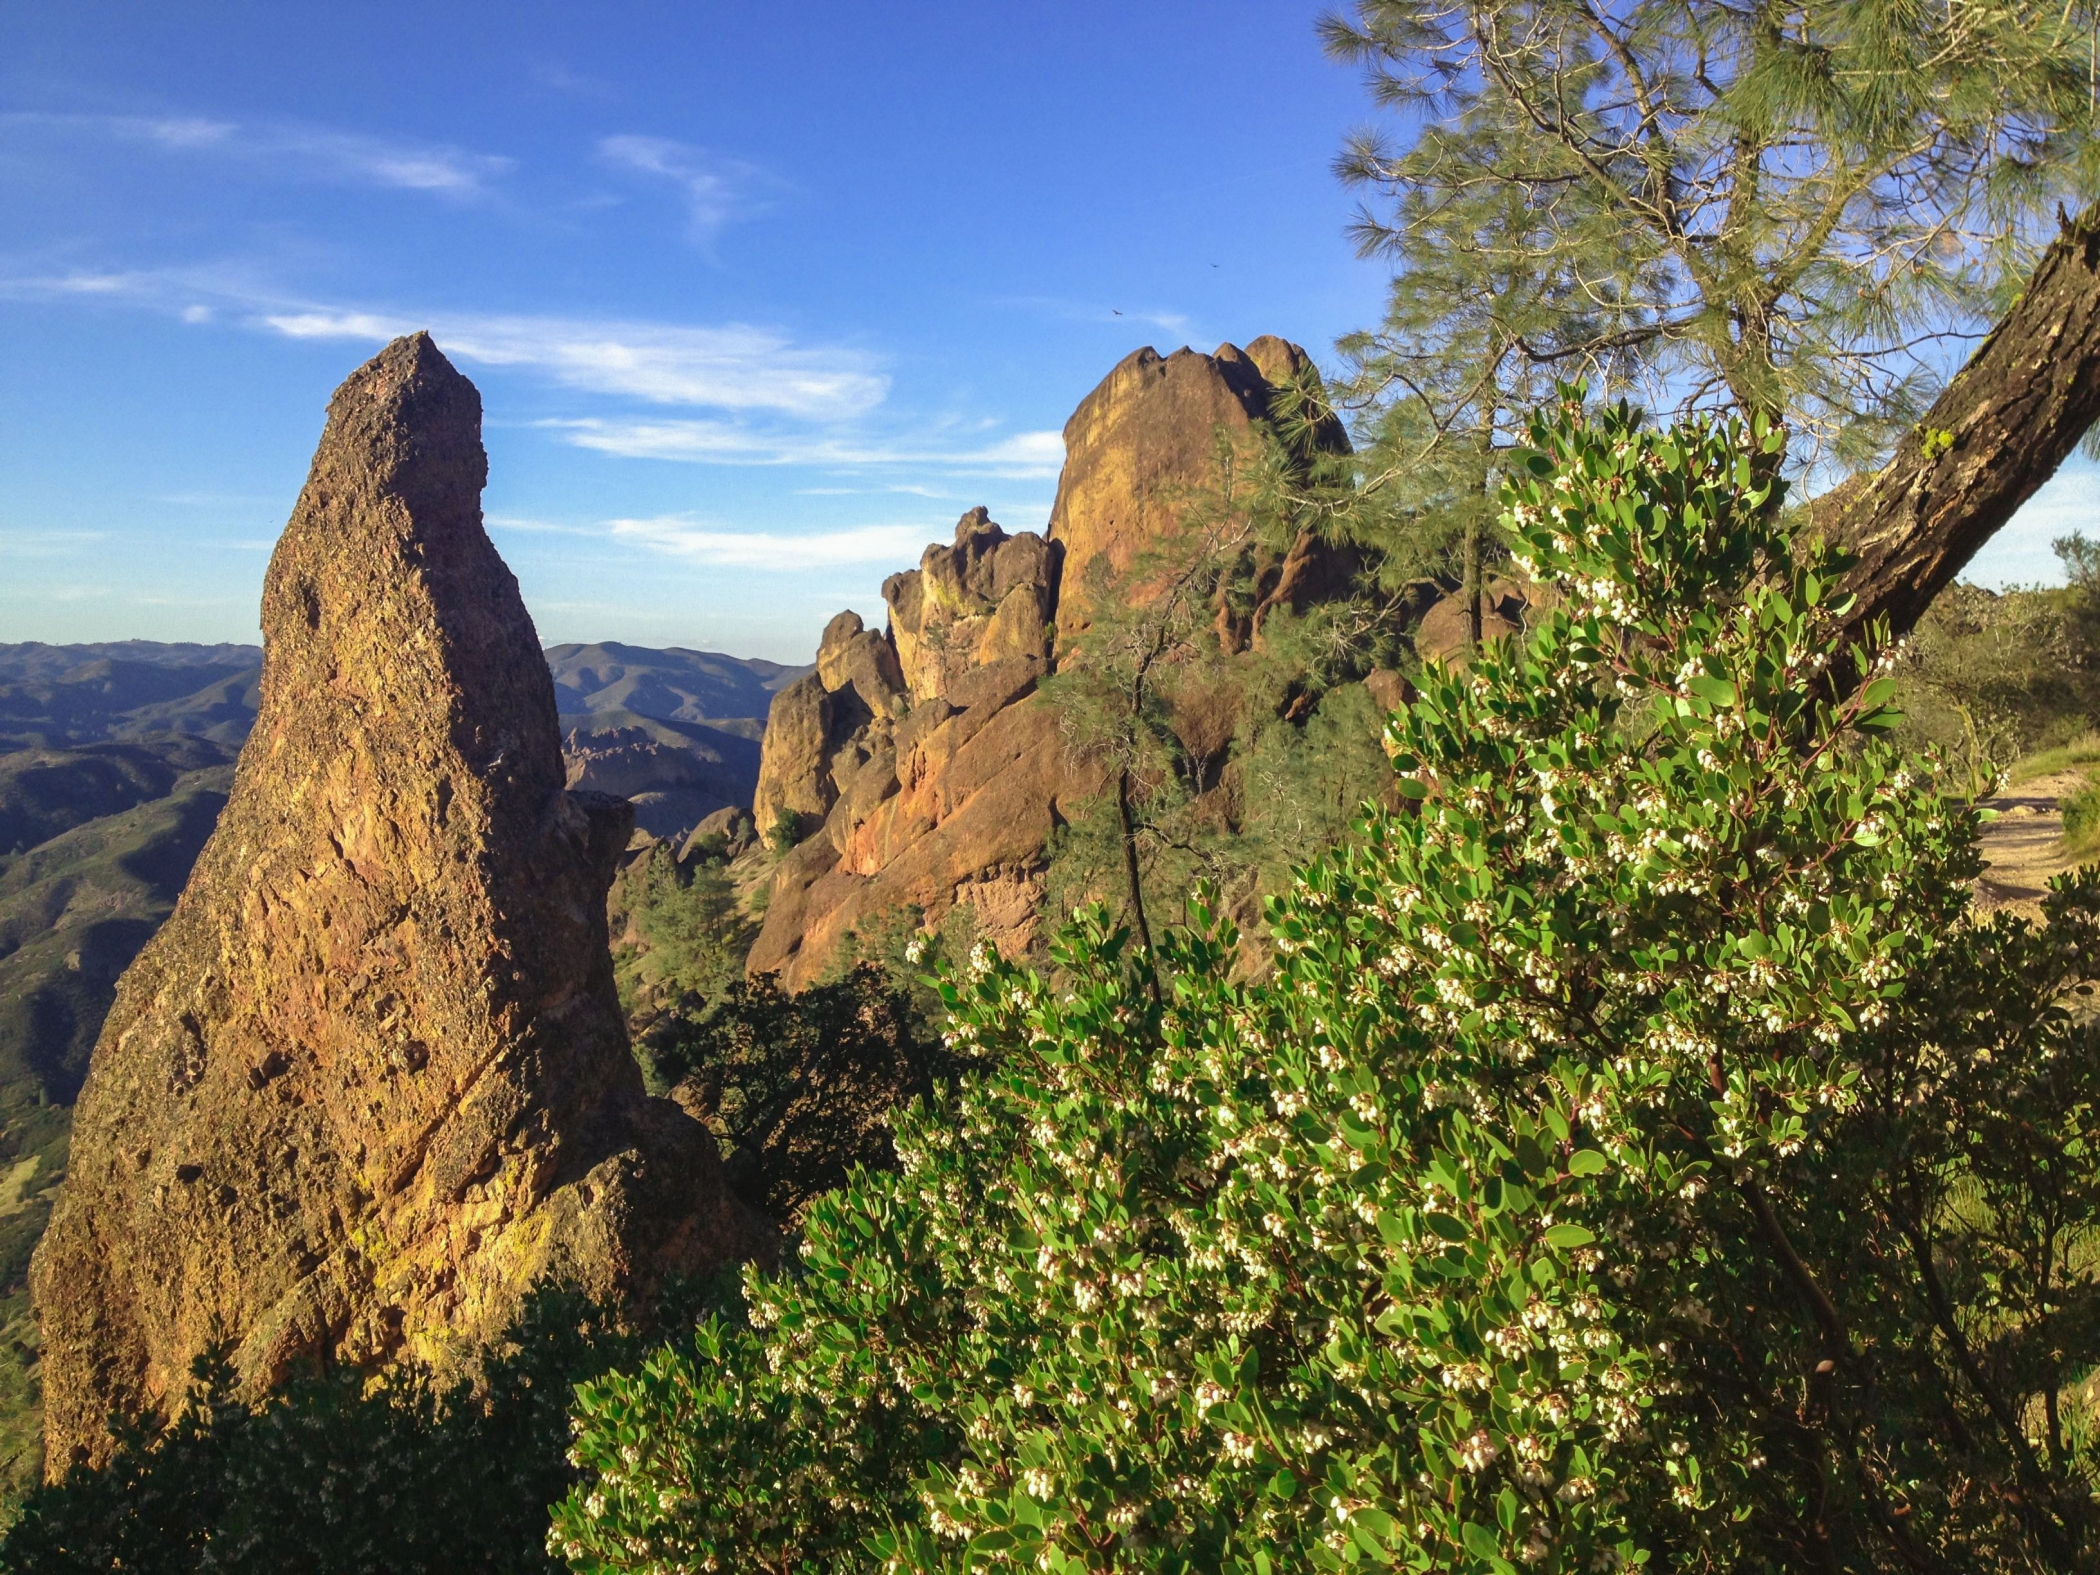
681,805,754,861
33,334,765,1472
883,508,1061,700
750,610,909,839
747,338,1345,986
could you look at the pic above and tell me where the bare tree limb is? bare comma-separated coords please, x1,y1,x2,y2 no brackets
1832,201,2100,642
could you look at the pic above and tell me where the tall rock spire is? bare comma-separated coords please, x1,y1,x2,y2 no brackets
33,333,766,1471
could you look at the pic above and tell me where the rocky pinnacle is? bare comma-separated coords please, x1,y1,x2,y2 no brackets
32,333,766,1472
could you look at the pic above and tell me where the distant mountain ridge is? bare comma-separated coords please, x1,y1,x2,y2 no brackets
0,644,264,749
0,640,807,755
547,641,806,739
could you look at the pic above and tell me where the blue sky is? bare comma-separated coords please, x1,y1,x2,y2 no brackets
2,1,2092,662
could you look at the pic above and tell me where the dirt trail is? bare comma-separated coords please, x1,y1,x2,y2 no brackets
1975,769,2091,919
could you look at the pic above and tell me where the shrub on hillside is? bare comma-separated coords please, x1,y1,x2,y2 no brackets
641,963,964,1228
0,1287,678,1575
607,843,756,1021
552,397,2100,1573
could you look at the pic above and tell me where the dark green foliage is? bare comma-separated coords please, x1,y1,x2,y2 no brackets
606,842,756,1025
640,964,961,1227
1323,0,2100,462
822,900,979,1026
552,400,2100,1573
0,1286,684,1575
2064,778,2100,844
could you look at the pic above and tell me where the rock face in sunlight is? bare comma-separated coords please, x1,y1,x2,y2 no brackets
1047,334,1347,643
883,507,1062,701
32,333,767,1473
747,337,1344,986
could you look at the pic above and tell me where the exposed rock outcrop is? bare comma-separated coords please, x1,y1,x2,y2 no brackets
1414,578,1556,666
1047,335,1348,645
33,334,765,1472
882,508,1061,701
748,338,1350,987
751,609,908,839
680,805,754,862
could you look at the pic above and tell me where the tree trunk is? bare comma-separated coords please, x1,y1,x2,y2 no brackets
1114,765,1162,1006
1115,765,1152,956
1461,519,1483,655
1831,203,2100,644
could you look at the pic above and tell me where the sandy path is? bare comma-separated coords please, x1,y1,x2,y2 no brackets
1974,769,2092,919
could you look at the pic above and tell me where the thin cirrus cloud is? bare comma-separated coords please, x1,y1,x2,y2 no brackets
0,111,512,196
542,417,1064,476
492,513,931,569
598,134,781,246
264,309,888,416
1,268,1061,472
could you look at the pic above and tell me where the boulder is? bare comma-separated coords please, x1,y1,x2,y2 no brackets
32,334,766,1472
751,673,839,836
1415,578,1535,666
679,805,752,862
1363,668,1414,717
814,610,907,715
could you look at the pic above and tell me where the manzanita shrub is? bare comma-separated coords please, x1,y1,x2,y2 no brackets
553,399,2100,1573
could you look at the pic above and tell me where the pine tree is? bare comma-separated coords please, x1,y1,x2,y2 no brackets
1321,0,2100,471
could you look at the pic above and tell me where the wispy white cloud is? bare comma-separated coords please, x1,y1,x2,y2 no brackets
793,484,957,498
0,264,1059,478
0,528,108,558
2,111,513,197
542,417,1063,476
0,266,887,417
265,310,886,415
530,61,620,100
152,490,276,507
598,135,780,246
493,512,931,569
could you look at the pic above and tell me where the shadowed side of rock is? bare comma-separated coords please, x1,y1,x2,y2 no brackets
32,333,768,1473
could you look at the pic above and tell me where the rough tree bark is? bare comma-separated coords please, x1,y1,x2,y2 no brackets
1830,202,2100,641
